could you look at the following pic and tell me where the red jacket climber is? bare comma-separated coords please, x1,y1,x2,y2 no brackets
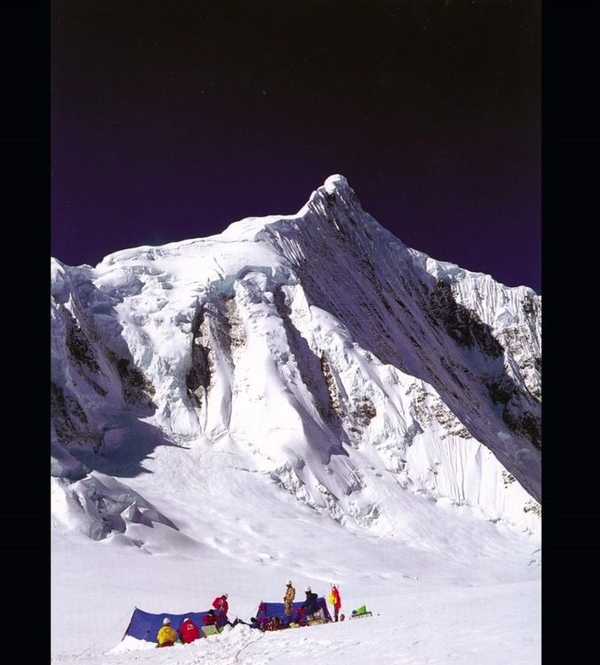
212,594,229,615
179,617,201,643
212,594,230,628
329,585,342,621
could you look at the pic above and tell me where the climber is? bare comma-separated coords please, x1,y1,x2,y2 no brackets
329,584,342,622
283,580,296,618
203,610,218,626
213,593,229,616
156,617,178,647
302,586,319,618
265,616,284,631
179,617,201,644
212,594,236,628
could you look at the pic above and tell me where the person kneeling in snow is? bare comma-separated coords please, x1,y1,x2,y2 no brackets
203,610,218,627
302,587,319,618
204,607,236,630
265,616,284,631
179,617,201,644
156,617,178,647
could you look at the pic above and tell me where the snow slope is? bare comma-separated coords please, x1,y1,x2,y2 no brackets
52,524,540,665
51,175,540,663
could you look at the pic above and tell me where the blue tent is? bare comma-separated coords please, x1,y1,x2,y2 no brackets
123,607,212,643
256,598,332,624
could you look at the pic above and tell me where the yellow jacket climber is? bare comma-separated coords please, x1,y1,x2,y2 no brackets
156,617,178,647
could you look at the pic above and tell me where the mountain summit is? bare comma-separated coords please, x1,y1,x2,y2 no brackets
51,175,541,547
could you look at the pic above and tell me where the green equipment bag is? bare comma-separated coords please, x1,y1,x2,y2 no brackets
201,625,220,637
350,605,373,619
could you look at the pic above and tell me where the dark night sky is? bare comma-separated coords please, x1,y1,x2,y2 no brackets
51,0,540,292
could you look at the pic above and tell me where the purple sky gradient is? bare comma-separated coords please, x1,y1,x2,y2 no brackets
52,1,540,292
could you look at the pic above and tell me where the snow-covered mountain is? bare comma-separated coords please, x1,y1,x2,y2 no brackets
51,174,540,546
51,175,541,663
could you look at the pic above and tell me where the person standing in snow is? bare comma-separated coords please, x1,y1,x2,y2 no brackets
156,617,178,647
212,593,230,628
329,584,342,622
179,617,201,644
283,580,296,617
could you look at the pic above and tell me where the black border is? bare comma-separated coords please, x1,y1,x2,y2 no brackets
544,1,600,662
4,1,600,662
0,1,50,662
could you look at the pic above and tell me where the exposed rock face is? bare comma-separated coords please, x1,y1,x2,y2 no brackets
51,174,541,539
428,280,504,358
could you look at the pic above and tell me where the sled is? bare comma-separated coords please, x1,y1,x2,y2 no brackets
350,605,373,620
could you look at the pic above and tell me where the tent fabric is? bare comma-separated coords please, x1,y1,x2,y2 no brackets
256,598,332,624
124,607,211,643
